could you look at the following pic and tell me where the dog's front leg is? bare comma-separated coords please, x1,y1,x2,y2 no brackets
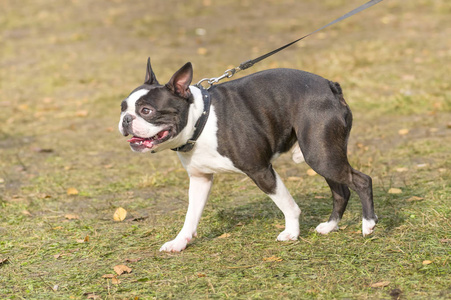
159,173,213,252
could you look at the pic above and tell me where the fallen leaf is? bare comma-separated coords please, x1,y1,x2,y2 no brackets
86,294,101,299
102,274,116,279
75,110,89,117
0,258,9,265
217,233,231,239
197,47,207,55
263,256,283,262
370,281,390,288
398,129,409,136
111,277,121,285
388,188,402,194
67,187,79,195
113,207,127,221
274,224,285,229
114,264,132,275
76,235,89,243
64,214,80,220
396,167,408,173
406,196,424,202
33,147,54,153
197,273,206,278
306,169,317,176
422,260,433,265
21,210,32,216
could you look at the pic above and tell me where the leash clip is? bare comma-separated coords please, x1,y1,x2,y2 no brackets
196,67,240,89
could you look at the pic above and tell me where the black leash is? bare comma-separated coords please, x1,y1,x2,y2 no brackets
198,0,384,88
176,0,384,152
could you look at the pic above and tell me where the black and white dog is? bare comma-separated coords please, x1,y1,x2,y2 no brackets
118,59,377,252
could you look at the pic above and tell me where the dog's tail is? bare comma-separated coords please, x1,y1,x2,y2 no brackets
329,80,353,133
328,81,347,106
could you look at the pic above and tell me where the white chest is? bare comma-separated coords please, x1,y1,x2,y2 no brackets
177,105,243,176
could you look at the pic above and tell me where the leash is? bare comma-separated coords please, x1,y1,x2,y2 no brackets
197,0,384,89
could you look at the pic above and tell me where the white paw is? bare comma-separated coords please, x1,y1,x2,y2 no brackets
315,220,339,235
276,230,299,241
362,218,376,236
159,237,190,252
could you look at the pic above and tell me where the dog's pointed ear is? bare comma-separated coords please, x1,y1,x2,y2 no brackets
144,57,159,85
166,62,193,98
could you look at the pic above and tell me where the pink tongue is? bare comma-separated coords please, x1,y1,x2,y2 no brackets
127,137,145,143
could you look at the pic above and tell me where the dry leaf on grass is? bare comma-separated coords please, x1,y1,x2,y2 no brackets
398,129,409,135
76,235,89,243
422,260,433,265
113,207,127,222
263,256,283,262
370,281,390,288
102,274,116,279
114,264,132,275
388,188,402,194
111,277,121,285
406,196,424,202
22,210,32,216
64,214,79,220
217,233,231,239
0,258,10,265
67,187,79,195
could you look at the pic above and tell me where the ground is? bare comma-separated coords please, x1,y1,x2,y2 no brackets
0,0,450,299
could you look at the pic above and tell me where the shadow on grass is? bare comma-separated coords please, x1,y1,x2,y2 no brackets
202,186,411,240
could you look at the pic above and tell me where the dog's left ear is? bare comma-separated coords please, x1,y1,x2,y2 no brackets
166,62,193,99
144,57,159,85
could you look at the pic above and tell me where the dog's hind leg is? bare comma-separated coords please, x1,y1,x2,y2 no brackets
296,93,377,235
315,179,350,234
247,165,301,241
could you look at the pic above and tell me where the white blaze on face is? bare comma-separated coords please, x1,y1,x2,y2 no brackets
118,88,165,138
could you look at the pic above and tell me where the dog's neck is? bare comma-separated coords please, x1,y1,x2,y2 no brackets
154,85,205,152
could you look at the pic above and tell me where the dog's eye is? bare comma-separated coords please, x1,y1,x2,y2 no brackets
141,108,151,115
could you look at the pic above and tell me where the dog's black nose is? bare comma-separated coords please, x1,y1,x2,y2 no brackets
123,114,134,125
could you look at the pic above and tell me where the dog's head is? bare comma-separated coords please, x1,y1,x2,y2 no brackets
118,58,194,153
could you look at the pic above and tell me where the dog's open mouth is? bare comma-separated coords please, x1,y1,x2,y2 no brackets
127,129,171,150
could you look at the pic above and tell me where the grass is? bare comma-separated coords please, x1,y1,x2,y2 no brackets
1,0,450,299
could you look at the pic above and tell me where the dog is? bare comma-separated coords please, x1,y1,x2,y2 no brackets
118,58,377,252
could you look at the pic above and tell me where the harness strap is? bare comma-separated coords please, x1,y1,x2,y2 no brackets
171,85,211,152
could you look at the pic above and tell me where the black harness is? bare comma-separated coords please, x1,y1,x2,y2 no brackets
171,85,211,152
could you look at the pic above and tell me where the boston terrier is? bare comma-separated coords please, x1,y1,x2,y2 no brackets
118,58,377,252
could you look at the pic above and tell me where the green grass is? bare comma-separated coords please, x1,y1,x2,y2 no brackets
1,0,450,299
